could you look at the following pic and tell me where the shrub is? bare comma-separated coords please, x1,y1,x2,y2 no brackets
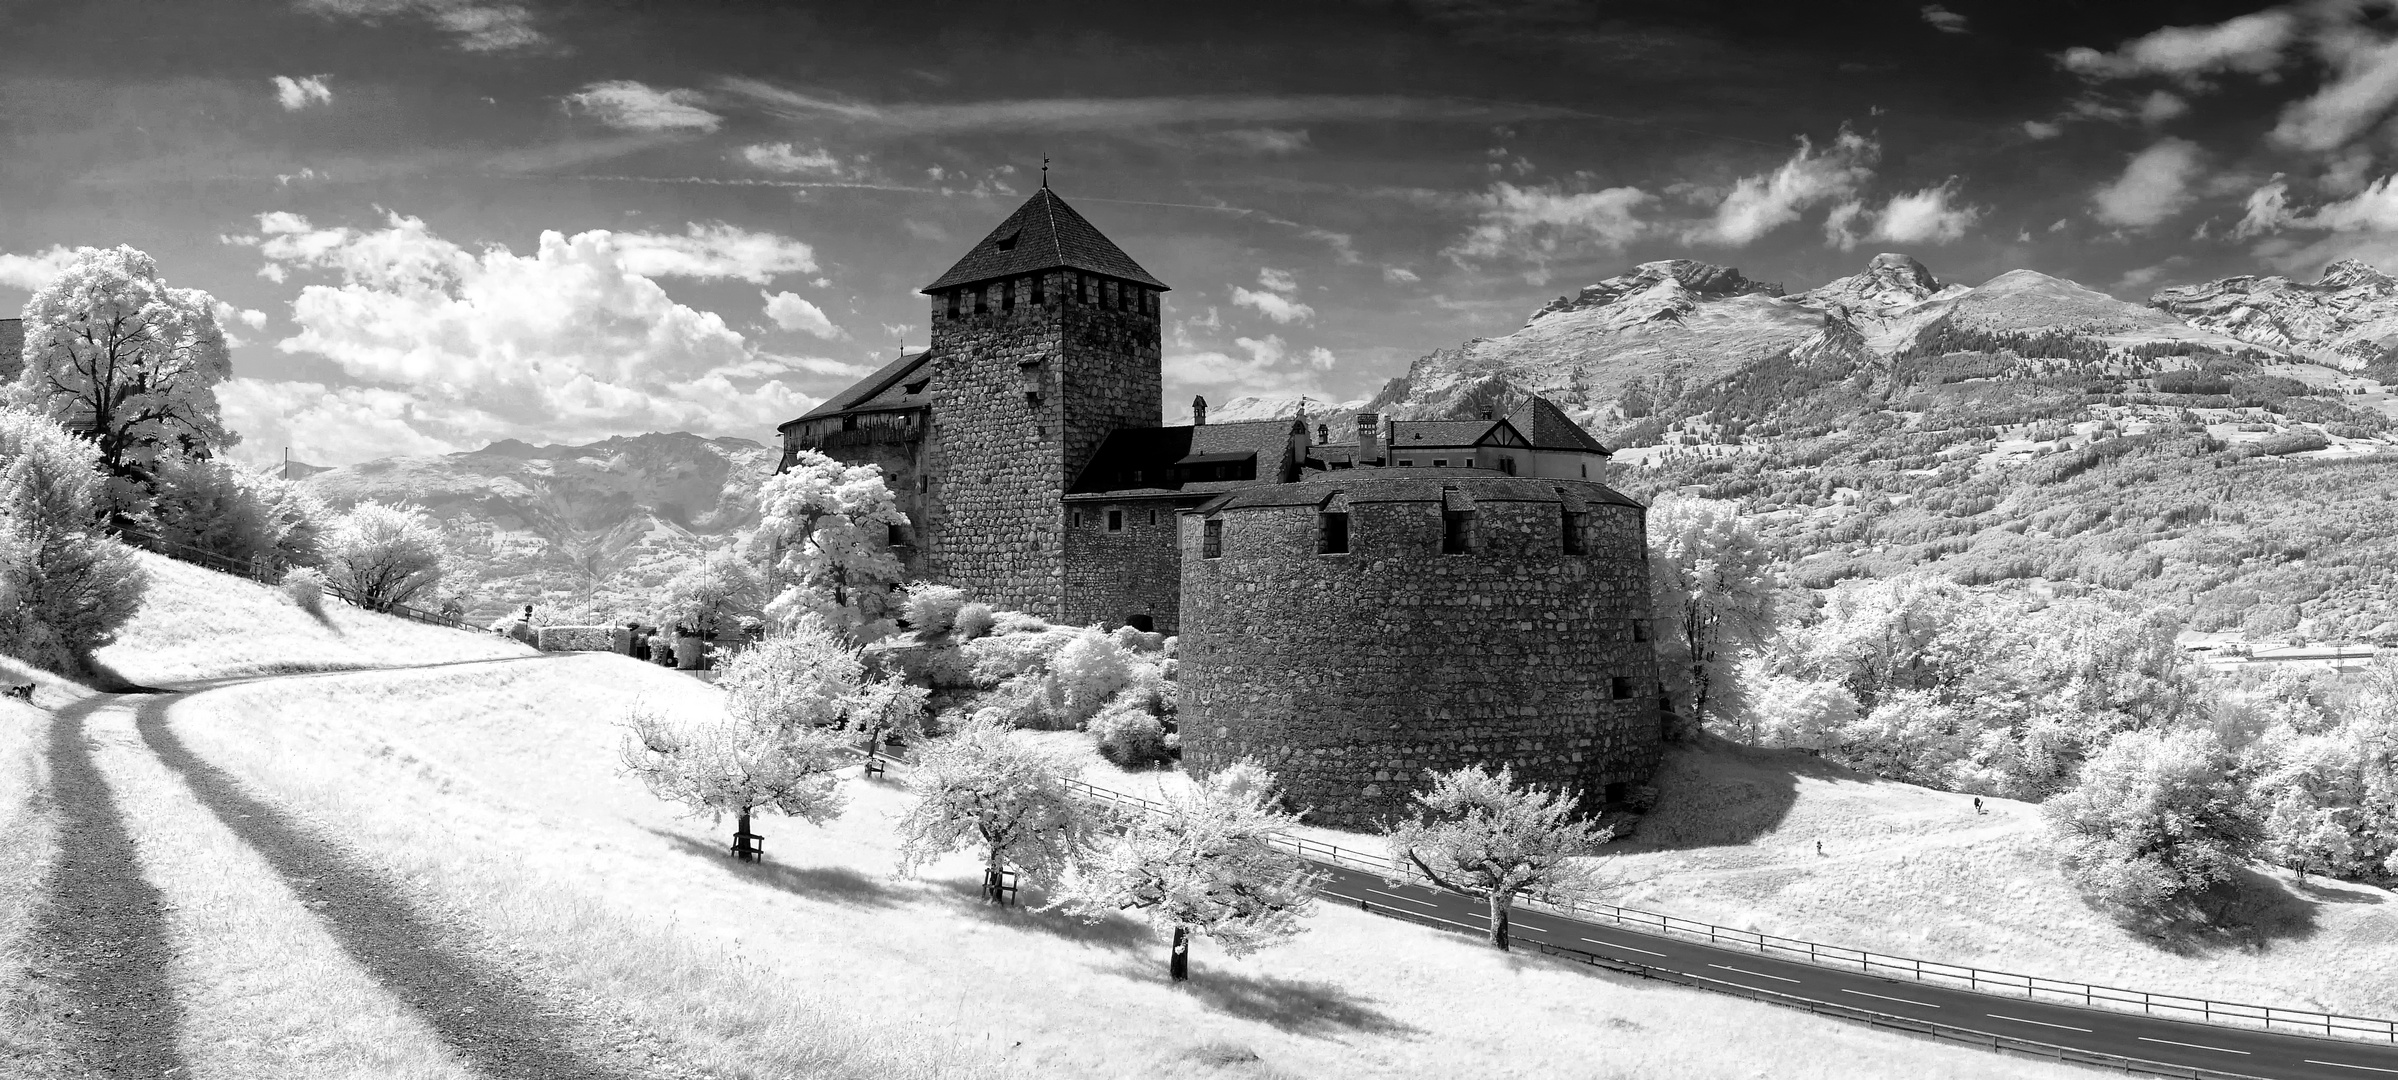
962,624,1076,687
1051,627,1135,726
322,501,447,612
0,407,148,674
900,583,970,635
953,602,996,641
1090,702,1172,769
150,457,328,569
282,566,326,618
2245,431,2330,457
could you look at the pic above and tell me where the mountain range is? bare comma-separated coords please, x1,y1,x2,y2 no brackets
305,252,2398,640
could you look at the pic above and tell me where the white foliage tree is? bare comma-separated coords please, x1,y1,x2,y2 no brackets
1384,764,1613,951
321,501,447,612
2044,728,2252,926
845,671,928,771
1646,494,1775,737
659,548,765,637
755,450,907,642
619,619,860,861
150,457,328,569
0,408,147,674
895,716,1094,903
13,246,235,523
1054,763,1322,982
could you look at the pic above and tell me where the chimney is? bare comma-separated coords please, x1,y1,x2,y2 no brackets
1480,403,1494,420
1316,423,1328,445
1356,412,1380,466
1192,395,1208,427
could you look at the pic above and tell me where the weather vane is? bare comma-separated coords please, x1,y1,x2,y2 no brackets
1041,157,1050,189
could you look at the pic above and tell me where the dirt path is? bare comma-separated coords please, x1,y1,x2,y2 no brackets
19,693,190,1079
129,688,656,1080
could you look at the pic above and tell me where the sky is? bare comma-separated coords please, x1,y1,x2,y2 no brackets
5,0,2398,465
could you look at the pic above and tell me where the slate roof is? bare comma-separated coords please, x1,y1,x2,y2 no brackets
1510,397,1611,454
786,351,932,426
1388,419,1516,449
1068,419,1300,497
923,188,1167,293
1200,469,1645,512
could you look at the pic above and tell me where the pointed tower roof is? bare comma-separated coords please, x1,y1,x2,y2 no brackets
921,188,1168,293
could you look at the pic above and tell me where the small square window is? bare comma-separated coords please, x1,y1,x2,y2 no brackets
918,475,930,493
888,523,907,547
1611,677,1635,700
1106,509,1123,532
1318,511,1350,554
1003,279,1016,312
1034,274,1047,306
1499,456,1517,476
946,291,960,318
1202,519,1222,558
1563,508,1588,555
1433,459,1448,468
1148,508,1158,526
1632,619,1650,642
1399,459,1415,467
1580,463,1588,478
1072,511,1084,528
975,286,989,314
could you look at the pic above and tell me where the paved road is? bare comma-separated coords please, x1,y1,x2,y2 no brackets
1307,862,2398,1080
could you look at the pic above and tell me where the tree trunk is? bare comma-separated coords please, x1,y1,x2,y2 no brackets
983,855,1006,905
1488,894,1511,951
732,810,758,862
1170,925,1190,982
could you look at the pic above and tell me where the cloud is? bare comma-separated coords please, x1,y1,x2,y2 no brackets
1163,332,1336,399
2090,138,2206,227
1920,5,1967,34
2023,119,2064,139
298,0,547,53
762,290,845,339
1381,265,1421,284
0,245,79,292
2060,10,2298,82
740,142,848,174
209,300,270,347
1827,180,1983,249
272,75,334,111
1689,130,1878,247
1255,267,1297,293
1446,181,1651,282
1230,289,1315,324
609,223,817,283
563,81,722,132
718,79,1582,134
2233,176,2293,237
2272,35,2398,152
2139,89,2190,125
221,210,829,459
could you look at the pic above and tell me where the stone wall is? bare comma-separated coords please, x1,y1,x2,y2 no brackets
1178,476,1661,829
1062,495,1187,632
535,625,632,654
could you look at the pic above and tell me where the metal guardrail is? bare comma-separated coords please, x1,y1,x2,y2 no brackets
117,528,471,631
1053,775,2398,1046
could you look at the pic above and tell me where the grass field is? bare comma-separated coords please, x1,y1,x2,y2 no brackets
139,652,2093,1079
1068,731,2398,1022
95,551,536,685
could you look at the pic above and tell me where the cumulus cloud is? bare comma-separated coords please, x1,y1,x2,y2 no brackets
1163,332,1336,399
2139,89,2190,125
610,223,817,283
2090,138,2207,227
1827,181,1984,249
1689,130,1878,247
1920,5,1967,34
2023,119,2064,139
219,210,829,461
2233,176,2293,237
2272,35,2398,152
298,0,547,53
272,75,334,111
0,245,79,292
1381,265,1420,284
1230,267,1314,324
2060,10,2298,82
1446,181,1651,282
762,290,845,339
563,80,722,132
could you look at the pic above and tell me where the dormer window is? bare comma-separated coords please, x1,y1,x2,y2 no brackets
993,230,1020,252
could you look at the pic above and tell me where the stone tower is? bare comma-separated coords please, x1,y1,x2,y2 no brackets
914,188,1168,615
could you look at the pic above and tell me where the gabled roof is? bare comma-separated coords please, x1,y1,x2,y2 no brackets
922,188,1167,293
1200,470,1644,512
1389,419,1523,449
786,350,932,427
1510,397,1611,454
1068,419,1300,496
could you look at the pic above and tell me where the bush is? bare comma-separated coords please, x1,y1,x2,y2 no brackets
2045,729,2251,927
953,602,996,640
150,457,328,569
901,583,970,635
962,623,1076,687
0,408,148,674
322,501,447,612
1089,702,1172,769
1050,627,1134,726
282,566,326,618
2244,431,2330,457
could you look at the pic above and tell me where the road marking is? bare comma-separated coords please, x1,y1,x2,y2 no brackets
1581,937,1665,957
1365,888,1443,910
1986,1013,2092,1033
2137,1036,2250,1056
1839,988,1939,1008
1707,964,1799,984
2306,1061,2398,1074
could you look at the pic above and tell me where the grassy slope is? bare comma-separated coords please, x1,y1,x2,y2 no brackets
95,551,537,685
153,655,2087,1080
0,655,87,1069
1074,736,2398,1021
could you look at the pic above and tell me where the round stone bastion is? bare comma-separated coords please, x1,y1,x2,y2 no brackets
1176,469,1665,829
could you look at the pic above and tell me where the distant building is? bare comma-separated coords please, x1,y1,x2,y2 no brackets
780,186,1665,815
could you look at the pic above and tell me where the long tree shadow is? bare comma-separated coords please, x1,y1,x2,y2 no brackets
929,878,1156,952
21,692,190,1077
2130,865,2325,956
1113,961,1418,1038
1605,734,1826,853
130,691,644,1080
649,828,906,909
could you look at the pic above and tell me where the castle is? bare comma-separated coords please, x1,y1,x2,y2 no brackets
781,186,1664,820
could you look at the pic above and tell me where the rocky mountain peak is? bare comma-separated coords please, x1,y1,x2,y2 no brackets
1530,259,1783,322
1794,252,1958,315
1867,252,1941,292
2318,258,2394,291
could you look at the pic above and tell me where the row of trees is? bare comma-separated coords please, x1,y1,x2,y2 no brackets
621,614,1622,979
